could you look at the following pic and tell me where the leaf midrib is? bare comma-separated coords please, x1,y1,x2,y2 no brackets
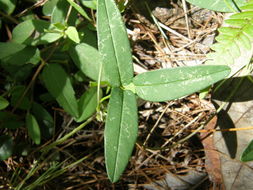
134,69,229,87
219,13,253,49
112,89,124,181
104,0,122,86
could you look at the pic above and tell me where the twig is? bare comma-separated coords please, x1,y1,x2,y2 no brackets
182,0,191,39
190,126,253,133
15,0,48,17
11,60,47,113
41,116,95,153
145,2,168,40
158,22,193,42
11,42,59,113
162,112,203,148
143,103,170,146
0,10,19,24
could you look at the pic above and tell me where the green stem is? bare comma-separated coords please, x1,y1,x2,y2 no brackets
97,61,104,110
224,0,240,12
145,2,168,40
41,116,94,152
0,10,19,24
22,149,99,190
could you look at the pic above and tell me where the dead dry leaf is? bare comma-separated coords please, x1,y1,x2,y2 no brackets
200,116,225,189
144,170,206,190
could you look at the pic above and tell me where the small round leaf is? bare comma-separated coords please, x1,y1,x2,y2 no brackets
0,96,9,110
65,26,80,43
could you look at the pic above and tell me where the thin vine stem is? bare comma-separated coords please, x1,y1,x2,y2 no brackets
41,115,95,153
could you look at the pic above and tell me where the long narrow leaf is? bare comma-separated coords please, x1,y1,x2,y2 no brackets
241,139,253,162
42,64,79,118
32,102,54,139
97,0,134,86
133,65,231,102
26,113,41,145
105,88,138,182
66,0,91,21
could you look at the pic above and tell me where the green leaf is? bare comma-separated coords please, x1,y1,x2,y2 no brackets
241,1,253,9
3,120,23,129
2,63,34,81
14,143,30,156
0,0,17,14
32,33,63,46
0,42,25,59
79,27,97,48
199,87,211,99
66,0,91,21
65,26,80,43
39,93,55,103
69,43,104,81
80,0,97,9
12,19,63,46
0,96,9,110
0,135,14,160
6,46,40,65
32,102,54,139
206,1,253,76
0,43,40,65
42,0,59,16
26,113,41,145
12,20,35,44
53,22,66,30
51,0,70,24
1,49,37,81
0,112,24,129
73,71,87,82
42,47,71,64
116,0,127,12
105,87,138,182
97,0,134,86
76,87,101,122
42,64,79,118
241,139,253,162
185,0,246,12
132,65,231,102
51,0,78,25
10,85,31,110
